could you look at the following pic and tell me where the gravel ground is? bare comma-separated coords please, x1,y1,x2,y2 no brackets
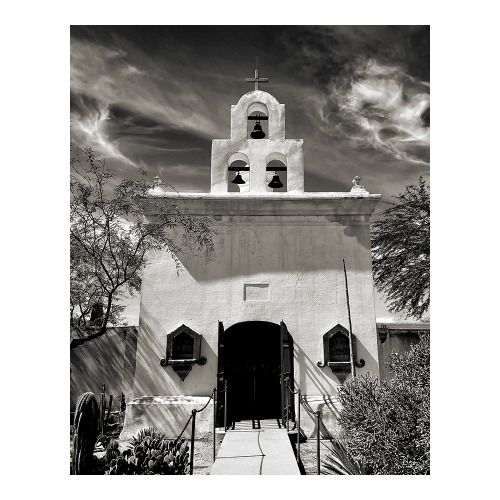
191,437,224,475
293,440,325,475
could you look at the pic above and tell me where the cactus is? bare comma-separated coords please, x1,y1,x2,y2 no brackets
104,427,190,475
72,392,99,474
95,434,110,449
106,446,119,463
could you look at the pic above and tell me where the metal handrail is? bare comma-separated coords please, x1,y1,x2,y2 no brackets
285,380,302,465
316,412,321,474
293,391,325,474
174,388,216,475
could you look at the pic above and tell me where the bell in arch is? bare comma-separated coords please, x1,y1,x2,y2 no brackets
250,119,266,139
231,171,245,184
268,172,283,189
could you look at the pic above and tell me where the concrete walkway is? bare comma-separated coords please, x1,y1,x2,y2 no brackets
210,420,301,475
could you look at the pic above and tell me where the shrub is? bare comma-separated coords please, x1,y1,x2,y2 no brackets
322,435,364,475
337,333,430,475
105,427,190,475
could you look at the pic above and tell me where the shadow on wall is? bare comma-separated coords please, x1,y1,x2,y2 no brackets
343,224,372,251
293,341,378,435
133,306,217,400
295,341,377,395
70,327,138,410
168,219,374,284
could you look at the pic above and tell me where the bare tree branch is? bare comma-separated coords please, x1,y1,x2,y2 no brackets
70,145,215,348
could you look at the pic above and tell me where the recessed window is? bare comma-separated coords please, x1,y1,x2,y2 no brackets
244,284,270,301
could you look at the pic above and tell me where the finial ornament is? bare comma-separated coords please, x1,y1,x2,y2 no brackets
245,57,268,91
148,175,164,196
351,175,367,193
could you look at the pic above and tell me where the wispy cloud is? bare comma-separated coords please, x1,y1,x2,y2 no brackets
319,59,429,165
70,37,225,145
277,26,429,167
71,102,136,166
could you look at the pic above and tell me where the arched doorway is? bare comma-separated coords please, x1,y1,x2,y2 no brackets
217,321,293,427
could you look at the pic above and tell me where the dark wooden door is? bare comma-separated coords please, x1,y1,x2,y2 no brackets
216,321,225,428
280,321,294,426
223,322,282,425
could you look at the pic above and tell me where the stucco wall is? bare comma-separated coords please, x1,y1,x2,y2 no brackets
133,195,380,404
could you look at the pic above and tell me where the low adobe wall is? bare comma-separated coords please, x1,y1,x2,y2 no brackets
70,326,138,411
376,324,429,380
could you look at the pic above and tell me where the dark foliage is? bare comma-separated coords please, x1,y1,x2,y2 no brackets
337,333,430,474
371,178,430,319
322,435,364,475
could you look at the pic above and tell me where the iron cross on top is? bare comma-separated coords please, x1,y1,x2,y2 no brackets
246,60,268,90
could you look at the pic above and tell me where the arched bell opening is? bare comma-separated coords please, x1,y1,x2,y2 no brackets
247,110,269,140
223,321,283,424
266,159,287,192
227,158,249,193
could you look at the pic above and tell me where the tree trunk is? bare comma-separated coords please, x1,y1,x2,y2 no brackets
70,294,113,349
70,324,108,349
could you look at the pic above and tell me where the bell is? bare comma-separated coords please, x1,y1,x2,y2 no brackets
268,173,283,189
231,172,245,184
250,121,266,139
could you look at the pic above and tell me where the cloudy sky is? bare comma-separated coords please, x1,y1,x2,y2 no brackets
70,25,430,323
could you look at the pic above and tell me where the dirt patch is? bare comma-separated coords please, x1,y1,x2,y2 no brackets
191,436,224,475
295,440,323,475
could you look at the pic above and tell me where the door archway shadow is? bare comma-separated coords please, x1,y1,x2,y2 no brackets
223,321,283,426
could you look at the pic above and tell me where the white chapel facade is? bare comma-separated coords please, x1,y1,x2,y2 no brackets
122,74,382,439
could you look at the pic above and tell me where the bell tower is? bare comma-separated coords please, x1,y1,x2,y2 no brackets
210,70,304,194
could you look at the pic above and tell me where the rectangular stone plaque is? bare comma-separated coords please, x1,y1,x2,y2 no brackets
244,284,270,301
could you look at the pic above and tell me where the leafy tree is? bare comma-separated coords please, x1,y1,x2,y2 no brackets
371,178,430,319
70,238,127,328
70,239,104,327
337,333,430,475
70,146,214,348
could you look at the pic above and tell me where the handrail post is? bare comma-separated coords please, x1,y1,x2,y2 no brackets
100,384,105,434
316,411,321,475
190,409,196,475
224,380,228,431
212,388,216,463
297,389,301,465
